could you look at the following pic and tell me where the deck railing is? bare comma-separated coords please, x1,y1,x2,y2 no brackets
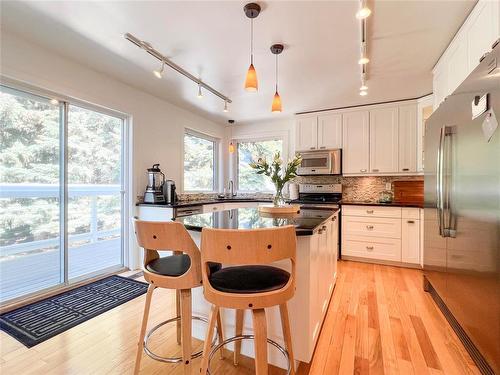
0,183,122,257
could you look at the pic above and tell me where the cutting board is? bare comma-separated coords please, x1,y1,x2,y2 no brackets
393,180,424,204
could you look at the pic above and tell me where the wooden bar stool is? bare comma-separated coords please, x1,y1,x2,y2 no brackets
199,226,297,375
133,220,224,375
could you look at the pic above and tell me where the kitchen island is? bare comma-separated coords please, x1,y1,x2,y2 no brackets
175,207,339,369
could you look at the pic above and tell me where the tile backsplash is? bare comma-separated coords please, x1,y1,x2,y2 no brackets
292,175,423,202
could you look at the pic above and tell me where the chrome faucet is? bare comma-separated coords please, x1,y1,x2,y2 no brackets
228,180,236,197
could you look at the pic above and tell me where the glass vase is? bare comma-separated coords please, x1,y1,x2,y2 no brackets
273,186,286,207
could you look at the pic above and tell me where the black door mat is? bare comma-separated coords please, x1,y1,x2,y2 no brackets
0,275,148,347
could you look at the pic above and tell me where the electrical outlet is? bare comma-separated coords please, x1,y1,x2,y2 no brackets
385,183,392,190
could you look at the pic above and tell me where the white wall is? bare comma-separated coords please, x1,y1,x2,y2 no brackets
1,31,225,268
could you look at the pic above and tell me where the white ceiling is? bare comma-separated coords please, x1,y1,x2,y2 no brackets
1,1,475,125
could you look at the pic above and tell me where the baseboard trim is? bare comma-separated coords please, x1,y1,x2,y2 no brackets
341,256,422,269
423,276,495,375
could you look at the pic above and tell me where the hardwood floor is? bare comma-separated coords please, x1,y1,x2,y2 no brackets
0,261,479,374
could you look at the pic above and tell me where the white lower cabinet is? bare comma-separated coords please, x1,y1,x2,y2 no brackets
342,205,421,266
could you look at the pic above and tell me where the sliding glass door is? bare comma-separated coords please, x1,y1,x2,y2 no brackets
0,84,127,303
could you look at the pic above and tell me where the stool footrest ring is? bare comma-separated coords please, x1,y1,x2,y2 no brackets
144,315,218,364
206,334,291,375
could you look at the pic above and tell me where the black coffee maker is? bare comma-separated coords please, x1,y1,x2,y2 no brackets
163,179,178,204
143,164,166,204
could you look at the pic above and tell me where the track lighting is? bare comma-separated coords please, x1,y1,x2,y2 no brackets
153,60,165,79
223,100,229,112
360,84,368,90
360,90,368,96
125,33,232,107
244,3,261,92
358,56,370,65
356,0,371,19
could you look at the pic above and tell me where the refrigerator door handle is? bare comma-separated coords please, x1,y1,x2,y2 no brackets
437,126,445,237
443,126,456,238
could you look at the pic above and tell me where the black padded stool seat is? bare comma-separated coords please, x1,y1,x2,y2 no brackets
146,254,221,277
208,265,290,294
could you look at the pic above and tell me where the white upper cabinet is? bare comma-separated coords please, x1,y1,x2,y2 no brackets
398,104,417,173
466,0,499,72
342,110,370,174
433,0,499,109
295,115,318,151
317,113,342,150
369,107,399,173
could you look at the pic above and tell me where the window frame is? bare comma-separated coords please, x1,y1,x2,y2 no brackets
183,128,220,193
0,77,131,305
233,136,285,193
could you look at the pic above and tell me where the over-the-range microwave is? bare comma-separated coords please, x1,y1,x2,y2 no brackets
296,149,342,175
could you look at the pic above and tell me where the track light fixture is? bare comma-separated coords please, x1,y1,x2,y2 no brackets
223,100,229,112
125,33,232,108
197,84,203,98
244,3,261,92
356,5,371,19
360,90,368,96
153,60,165,79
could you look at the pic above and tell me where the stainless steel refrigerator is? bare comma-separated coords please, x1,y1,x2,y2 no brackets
424,41,499,374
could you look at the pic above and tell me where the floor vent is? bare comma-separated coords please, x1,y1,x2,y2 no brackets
425,278,495,375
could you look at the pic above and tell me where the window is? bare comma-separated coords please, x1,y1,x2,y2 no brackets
0,83,128,303
236,139,283,192
183,130,218,192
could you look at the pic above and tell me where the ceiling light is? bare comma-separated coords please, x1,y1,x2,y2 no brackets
223,100,229,112
228,142,235,153
358,56,370,65
360,84,368,90
356,7,371,19
360,90,368,96
49,98,59,105
153,60,165,79
270,44,284,113
244,3,261,92
197,84,203,98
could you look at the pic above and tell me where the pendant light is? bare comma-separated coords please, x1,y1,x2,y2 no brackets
271,44,284,113
356,0,372,19
244,3,261,91
228,120,235,153
197,83,203,98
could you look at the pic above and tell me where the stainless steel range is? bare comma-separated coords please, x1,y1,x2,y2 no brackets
290,183,342,209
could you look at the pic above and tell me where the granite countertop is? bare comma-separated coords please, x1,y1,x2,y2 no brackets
340,200,423,208
137,197,272,208
176,207,339,236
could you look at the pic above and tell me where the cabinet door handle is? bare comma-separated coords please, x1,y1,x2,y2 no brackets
360,169,367,172
212,207,217,210
320,146,326,149
372,169,379,172
366,246,374,250
332,216,336,221
407,220,415,224
310,147,316,150
366,210,374,214
402,168,409,171
366,225,374,230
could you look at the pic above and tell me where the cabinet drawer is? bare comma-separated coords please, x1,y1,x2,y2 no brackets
343,216,401,239
342,205,401,218
342,237,401,262
402,207,420,219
